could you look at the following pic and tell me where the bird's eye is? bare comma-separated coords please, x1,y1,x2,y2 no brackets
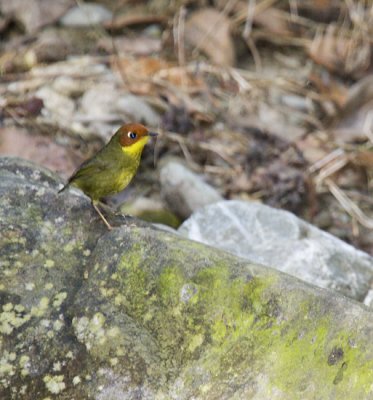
128,132,137,139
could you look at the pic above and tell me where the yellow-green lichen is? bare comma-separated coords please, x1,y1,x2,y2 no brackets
53,292,67,308
44,259,55,269
0,303,31,334
31,297,50,317
106,238,373,399
43,374,66,394
63,241,76,253
53,319,64,331
19,355,30,376
72,313,121,356
0,351,16,377
83,249,91,257
44,283,54,290
53,361,62,371
25,282,35,291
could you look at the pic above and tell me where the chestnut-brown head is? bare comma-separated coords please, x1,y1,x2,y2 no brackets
116,123,158,157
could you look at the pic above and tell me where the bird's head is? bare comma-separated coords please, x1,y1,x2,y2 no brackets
116,123,158,157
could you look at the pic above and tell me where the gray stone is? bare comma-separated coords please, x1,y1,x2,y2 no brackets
179,200,373,304
2,157,373,399
0,0,74,33
79,86,160,140
60,3,112,27
116,94,161,127
160,159,223,219
36,86,76,128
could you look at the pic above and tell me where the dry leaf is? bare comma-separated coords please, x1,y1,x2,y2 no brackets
308,25,371,78
343,75,373,116
154,66,205,90
253,7,294,37
114,56,172,81
296,134,329,165
333,76,373,143
105,14,167,31
184,8,235,67
308,72,348,109
3,97,44,118
352,151,373,169
298,0,345,23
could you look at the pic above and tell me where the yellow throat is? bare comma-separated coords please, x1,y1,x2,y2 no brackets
121,136,149,158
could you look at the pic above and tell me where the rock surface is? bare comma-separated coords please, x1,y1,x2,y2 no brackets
160,159,223,220
179,200,373,304
2,157,373,399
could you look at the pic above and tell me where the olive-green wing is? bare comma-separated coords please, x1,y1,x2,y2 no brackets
68,157,109,183
58,157,109,193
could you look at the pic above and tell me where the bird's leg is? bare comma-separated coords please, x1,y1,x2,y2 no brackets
92,201,113,231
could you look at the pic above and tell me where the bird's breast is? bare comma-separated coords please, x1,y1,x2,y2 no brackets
113,157,140,192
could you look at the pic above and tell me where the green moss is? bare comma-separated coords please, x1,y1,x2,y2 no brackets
118,244,152,318
119,239,373,397
114,249,276,375
137,210,181,229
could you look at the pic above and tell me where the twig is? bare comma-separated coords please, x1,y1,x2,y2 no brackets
245,36,262,72
363,111,373,144
242,0,256,39
326,179,373,229
308,148,345,174
315,156,349,188
175,6,187,67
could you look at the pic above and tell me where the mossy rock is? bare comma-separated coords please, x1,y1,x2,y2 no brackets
1,157,373,399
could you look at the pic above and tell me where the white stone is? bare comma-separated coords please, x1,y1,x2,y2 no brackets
179,200,373,304
60,3,112,27
160,160,222,219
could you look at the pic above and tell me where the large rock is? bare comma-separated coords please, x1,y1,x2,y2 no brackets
1,157,373,399
160,159,223,219
179,200,373,304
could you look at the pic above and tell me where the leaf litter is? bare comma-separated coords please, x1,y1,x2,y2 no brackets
1,0,373,253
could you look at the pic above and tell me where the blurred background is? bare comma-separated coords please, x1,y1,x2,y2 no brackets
1,0,373,252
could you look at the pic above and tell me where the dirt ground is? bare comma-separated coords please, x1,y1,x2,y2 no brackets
1,0,373,254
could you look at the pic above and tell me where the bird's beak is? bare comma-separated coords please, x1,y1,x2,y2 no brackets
148,132,158,137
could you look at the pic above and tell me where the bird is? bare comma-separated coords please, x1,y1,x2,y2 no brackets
59,123,158,230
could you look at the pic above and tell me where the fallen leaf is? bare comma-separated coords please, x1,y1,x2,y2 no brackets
253,7,294,37
114,56,171,82
351,151,373,169
154,66,205,90
307,24,371,78
184,8,235,67
308,71,348,109
333,76,373,143
105,14,167,31
3,97,44,118
296,134,329,165
298,0,346,23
